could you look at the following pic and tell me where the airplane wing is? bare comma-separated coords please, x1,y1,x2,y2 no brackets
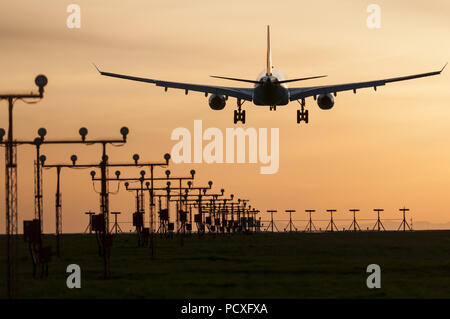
289,64,446,101
94,65,254,101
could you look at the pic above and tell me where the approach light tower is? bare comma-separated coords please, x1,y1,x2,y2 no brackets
0,74,47,299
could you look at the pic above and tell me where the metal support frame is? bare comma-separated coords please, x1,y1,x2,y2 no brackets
110,212,123,234
304,209,317,232
284,209,297,232
398,207,412,231
1,74,47,298
325,209,339,232
348,209,361,232
372,209,385,231
84,211,95,233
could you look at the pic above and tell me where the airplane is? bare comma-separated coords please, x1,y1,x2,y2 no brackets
94,26,446,125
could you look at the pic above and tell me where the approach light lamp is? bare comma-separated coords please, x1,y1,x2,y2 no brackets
187,181,192,188
90,170,96,178
165,169,170,178
39,155,47,165
190,169,196,178
115,170,121,179
221,189,224,195
208,180,213,188
79,127,88,142
70,155,77,165
140,170,146,177
0,128,6,142
145,181,150,188
124,182,129,188
120,127,129,141
133,154,139,165
37,128,47,141
34,137,42,147
35,74,48,96
164,153,171,164
202,188,207,195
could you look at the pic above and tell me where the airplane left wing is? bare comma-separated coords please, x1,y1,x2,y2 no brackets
289,65,446,101
94,66,254,101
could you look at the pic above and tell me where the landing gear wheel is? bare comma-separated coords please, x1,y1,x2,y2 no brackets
234,110,246,124
234,99,246,124
297,109,308,123
296,99,309,124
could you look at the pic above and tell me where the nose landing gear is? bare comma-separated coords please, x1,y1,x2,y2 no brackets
233,99,246,124
297,99,309,124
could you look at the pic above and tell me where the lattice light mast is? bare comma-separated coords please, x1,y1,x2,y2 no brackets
0,74,47,299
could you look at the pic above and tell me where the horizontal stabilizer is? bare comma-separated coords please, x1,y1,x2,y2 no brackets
210,75,260,84
278,75,327,84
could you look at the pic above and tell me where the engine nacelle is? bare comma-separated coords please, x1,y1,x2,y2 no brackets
317,93,335,110
208,94,226,110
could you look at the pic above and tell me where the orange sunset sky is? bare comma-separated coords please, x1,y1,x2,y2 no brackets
0,0,449,233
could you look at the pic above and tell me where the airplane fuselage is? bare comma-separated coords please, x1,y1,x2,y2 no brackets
252,67,289,106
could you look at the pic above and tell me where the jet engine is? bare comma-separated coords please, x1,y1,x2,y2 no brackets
208,94,226,110
317,93,334,110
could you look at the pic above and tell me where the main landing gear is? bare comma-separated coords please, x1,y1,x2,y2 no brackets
233,99,246,124
297,99,309,124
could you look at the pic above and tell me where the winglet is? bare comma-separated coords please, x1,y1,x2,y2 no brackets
440,62,448,73
92,63,102,74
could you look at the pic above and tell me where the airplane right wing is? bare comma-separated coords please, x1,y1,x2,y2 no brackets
94,66,254,101
288,65,446,101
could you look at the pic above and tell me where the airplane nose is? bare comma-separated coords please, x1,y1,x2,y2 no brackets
263,77,272,84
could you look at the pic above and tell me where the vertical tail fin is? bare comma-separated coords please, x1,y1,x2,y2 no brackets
266,25,272,76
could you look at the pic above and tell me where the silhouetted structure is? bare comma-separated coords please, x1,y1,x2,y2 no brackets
284,210,297,232
398,207,412,231
304,209,317,232
372,209,385,231
84,211,95,233
325,209,339,232
40,127,129,263
265,210,278,232
0,74,47,298
348,209,361,232
111,212,123,234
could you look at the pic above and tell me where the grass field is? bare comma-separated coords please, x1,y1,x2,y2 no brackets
1,231,450,299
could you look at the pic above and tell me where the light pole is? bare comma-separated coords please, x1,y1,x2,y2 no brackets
0,75,47,298
372,209,385,231
398,207,412,231
325,209,339,232
40,126,129,257
304,209,317,232
348,209,361,232
284,209,297,232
